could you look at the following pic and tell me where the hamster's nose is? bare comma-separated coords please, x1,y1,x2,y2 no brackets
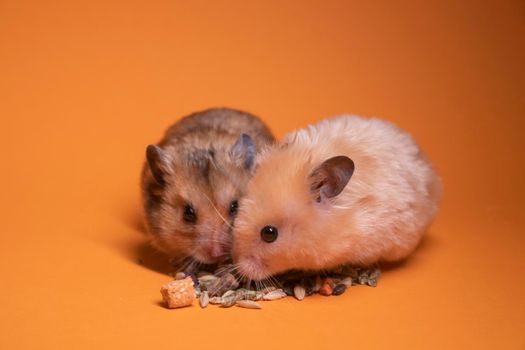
203,244,224,260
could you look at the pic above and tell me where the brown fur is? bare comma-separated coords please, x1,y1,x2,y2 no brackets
140,108,275,264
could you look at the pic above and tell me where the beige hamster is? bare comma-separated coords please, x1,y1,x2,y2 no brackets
141,108,275,266
232,115,441,281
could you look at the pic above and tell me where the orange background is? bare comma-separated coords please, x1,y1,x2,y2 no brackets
1,1,524,349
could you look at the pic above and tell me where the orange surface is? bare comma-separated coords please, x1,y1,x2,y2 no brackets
1,1,524,349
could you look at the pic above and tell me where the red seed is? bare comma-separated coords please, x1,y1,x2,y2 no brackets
319,282,333,296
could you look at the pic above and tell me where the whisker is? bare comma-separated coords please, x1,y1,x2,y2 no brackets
199,191,233,229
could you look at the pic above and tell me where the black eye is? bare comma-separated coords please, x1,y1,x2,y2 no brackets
260,225,278,243
183,204,197,223
229,200,238,217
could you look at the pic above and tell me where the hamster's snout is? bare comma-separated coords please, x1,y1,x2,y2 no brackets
202,242,226,260
234,254,269,281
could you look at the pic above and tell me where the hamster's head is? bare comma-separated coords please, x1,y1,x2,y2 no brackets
141,134,258,265
232,148,355,281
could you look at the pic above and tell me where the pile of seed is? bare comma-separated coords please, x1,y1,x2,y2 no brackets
170,265,380,310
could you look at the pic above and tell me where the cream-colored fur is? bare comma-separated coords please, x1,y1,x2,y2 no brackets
233,115,442,280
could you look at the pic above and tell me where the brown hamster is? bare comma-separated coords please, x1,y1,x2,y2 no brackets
232,115,441,281
141,108,275,266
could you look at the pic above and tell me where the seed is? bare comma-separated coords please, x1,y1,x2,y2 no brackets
332,284,347,296
235,289,257,301
293,285,306,301
234,288,247,299
367,279,378,287
221,296,237,308
197,270,212,278
199,291,209,308
236,300,262,309
207,273,239,297
222,290,235,299
263,289,287,301
174,272,186,280
358,275,369,285
254,291,264,301
198,275,218,283
319,279,333,296
367,269,380,287
243,291,258,300
209,297,222,304
340,277,353,288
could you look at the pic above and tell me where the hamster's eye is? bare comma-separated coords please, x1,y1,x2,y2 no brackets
183,205,197,223
260,225,278,243
229,200,239,217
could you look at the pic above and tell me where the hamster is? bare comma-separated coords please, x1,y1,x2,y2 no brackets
141,108,275,266
232,115,442,281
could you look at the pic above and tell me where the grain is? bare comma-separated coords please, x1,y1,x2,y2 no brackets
263,289,287,301
199,291,209,308
293,285,306,301
236,300,262,309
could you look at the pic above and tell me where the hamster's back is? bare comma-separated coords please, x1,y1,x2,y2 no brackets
161,108,274,150
286,115,442,262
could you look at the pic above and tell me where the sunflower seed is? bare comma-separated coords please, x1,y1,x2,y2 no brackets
207,273,239,297
340,277,353,288
293,285,306,301
332,284,347,296
199,291,209,308
222,290,235,299
198,275,218,283
235,289,256,300
174,272,186,280
236,300,262,309
263,289,287,301
367,269,380,287
221,296,237,307
197,270,212,278
209,297,222,304
358,273,369,285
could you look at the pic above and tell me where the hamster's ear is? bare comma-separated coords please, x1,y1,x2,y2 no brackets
308,156,355,202
146,145,170,186
230,133,256,170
